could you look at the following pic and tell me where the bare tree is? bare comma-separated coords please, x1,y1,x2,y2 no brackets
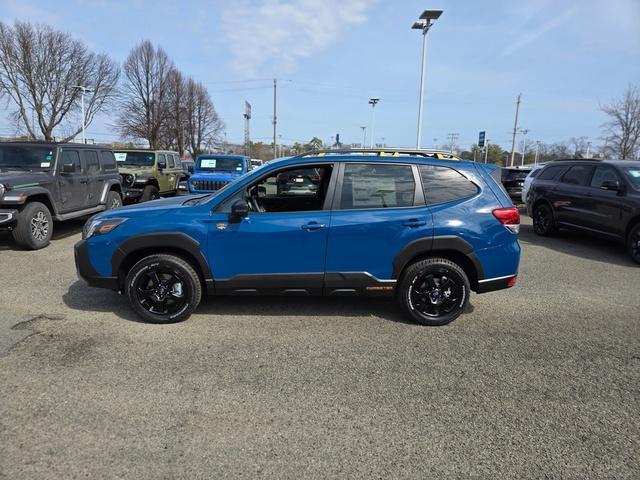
160,68,187,154
185,79,224,158
0,21,119,141
601,85,640,160
117,41,173,149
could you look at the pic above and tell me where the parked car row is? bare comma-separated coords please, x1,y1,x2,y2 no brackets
0,142,194,250
525,159,640,264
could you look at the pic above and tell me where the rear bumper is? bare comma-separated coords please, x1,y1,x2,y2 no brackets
0,208,18,229
476,274,517,293
74,239,119,290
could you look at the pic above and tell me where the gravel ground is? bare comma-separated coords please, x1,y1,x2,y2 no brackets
0,216,638,479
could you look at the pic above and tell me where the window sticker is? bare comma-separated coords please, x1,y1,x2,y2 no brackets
201,159,217,168
146,154,154,161
45,152,53,161
115,153,127,162
351,175,396,207
40,162,51,168
629,169,640,178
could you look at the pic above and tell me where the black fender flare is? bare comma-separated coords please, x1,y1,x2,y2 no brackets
392,235,485,281
111,232,212,280
13,187,59,215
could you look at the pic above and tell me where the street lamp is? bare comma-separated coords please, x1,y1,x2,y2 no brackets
520,128,529,166
72,85,92,144
484,139,491,163
368,98,379,148
412,9,442,150
360,126,367,148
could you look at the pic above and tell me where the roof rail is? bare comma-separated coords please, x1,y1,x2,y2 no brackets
293,148,460,160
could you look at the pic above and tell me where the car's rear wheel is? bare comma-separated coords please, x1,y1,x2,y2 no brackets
106,190,122,210
397,258,470,326
125,254,202,323
627,223,640,265
12,201,53,250
141,185,160,202
533,203,557,236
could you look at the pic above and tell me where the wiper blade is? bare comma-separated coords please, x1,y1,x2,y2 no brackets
182,195,210,205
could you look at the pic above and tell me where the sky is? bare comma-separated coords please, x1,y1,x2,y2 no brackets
0,0,639,151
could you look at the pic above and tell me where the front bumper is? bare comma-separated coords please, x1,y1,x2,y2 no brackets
0,208,18,229
121,187,144,202
74,239,119,290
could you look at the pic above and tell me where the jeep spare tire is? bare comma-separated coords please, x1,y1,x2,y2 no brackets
13,201,53,250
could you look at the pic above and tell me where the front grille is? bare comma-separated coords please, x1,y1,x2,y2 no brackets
191,180,230,191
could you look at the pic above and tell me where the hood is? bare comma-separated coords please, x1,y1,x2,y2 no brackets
117,165,151,175
94,194,203,220
0,170,51,189
190,171,241,182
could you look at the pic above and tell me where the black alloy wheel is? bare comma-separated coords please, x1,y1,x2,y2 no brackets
628,224,640,265
126,254,202,323
533,203,556,236
398,258,470,326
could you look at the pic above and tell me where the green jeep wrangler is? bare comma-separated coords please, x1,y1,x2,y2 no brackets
113,149,183,203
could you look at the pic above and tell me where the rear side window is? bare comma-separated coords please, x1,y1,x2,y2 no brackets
84,151,100,174
168,154,176,168
420,165,478,205
100,151,117,171
339,164,415,209
561,165,594,186
538,165,567,181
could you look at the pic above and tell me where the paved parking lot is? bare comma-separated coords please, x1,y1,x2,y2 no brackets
1,215,639,479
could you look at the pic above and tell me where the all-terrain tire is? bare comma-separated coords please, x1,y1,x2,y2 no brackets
12,201,53,250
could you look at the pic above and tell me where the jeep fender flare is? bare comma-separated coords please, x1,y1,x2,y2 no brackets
100,179,122,203
111,232,213,282
392,235,485,281
9,187,59,216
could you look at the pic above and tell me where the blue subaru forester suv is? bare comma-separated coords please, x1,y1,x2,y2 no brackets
188,154,249,194
74,149,521,326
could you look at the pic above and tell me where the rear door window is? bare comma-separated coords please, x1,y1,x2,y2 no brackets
561,165,594,186
339,164,415,209
168,154,175,168
83,151,100,174
420,165,478,205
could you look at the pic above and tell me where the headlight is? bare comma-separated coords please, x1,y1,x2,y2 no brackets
120,174,135,187
82,217,127,240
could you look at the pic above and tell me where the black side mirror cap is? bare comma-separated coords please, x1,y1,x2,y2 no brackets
229,200,249,223
158,161,167,170
62,163,76,173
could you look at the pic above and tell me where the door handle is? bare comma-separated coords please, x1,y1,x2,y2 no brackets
402,218,427,228
301,222,325,231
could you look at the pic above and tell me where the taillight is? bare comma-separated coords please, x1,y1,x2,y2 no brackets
492,207,520,234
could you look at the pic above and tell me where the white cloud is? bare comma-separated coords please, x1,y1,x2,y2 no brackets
220,0,376,77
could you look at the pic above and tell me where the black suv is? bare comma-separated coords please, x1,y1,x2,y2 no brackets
501,166,532,201
0,142,122,249
527,159,640,263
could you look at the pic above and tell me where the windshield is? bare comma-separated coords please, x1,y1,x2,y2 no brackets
502,169,531,180
0,145,55,170
114,151,155,166
198,157,244,173
622,166,640,188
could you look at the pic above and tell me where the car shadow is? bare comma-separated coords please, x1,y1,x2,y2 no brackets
518,222,635,268
63,280,477,326
0,218,85,251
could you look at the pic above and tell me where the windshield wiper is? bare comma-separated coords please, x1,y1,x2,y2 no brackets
182,195,210,206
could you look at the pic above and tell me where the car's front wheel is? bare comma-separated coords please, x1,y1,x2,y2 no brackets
105,190,122,210
397,258,470,326
141,185,160,202
533,203,557,236
125,254,202,323
627,223,640,265
12,201,53,250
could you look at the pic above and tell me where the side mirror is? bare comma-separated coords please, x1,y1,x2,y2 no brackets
601,180,623,193
62,163,76,173
158,161,166,170
229,200,249,223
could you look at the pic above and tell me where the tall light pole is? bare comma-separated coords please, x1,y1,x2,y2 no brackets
368,98,379,148
509,93,522,166
520,128,529,166
72,85,92,144
534,141,541,165
412,10,442,150
360,126,367,148
484,139,491,163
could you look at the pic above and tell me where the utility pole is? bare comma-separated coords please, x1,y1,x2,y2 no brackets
360,126,367,148
509,93,521,166
243,101,251,157
72,85,92,144
447,132,459,154
520,128,529,166
534,141,541,165
368,98,379,148
586,141,591,158
412,10,442,149
272,78,277,160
